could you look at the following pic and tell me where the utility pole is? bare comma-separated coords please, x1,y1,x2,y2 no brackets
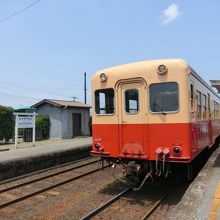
71,95,78,102
84,72,87,104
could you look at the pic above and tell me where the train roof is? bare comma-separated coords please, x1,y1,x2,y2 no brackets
93,58,188,77
92,58,220,99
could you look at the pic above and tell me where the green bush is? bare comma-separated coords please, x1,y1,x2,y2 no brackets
36,115,50,140
0,105,14,142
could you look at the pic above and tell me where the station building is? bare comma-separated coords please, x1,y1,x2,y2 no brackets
32,99,91,139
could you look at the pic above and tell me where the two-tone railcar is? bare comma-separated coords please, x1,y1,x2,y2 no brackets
91,59,220,180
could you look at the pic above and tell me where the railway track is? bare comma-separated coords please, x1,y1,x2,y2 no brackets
140,184,176,219
0,156,98,185
0,156,109,210
81,187,132,220
80,182,177,220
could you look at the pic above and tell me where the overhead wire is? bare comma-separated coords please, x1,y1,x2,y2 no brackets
0,79,73,98
0,91,41,101
0,0,44,24
0,73,82,89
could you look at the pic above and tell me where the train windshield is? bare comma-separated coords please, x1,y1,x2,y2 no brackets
149,82,179,113
95,88,115,114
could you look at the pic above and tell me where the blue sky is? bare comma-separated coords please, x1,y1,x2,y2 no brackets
0,0,220,107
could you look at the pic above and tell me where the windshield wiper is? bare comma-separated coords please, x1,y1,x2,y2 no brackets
153,102,167,115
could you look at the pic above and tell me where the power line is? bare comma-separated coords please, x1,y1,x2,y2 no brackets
0,0,44,24
0,73,83,89
0,79,71,98
0,91,41,101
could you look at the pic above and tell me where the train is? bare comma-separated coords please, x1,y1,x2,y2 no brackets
91,59,220,182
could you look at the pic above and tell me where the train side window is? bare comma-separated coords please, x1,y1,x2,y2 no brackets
218,103,220,118
211,100,215,119
214,101,219,119
196,91,202,119
208,94,211,118
214,102,216,118
202,94,207,120
125,89,139,114
95,88,115,115
149,82,179,113
190,84,194,111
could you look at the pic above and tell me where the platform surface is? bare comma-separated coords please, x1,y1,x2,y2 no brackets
168,146,220,220
0,137,92,163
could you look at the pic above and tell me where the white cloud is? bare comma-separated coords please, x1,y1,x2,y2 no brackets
162,3,180,25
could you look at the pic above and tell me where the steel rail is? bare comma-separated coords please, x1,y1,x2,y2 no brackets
0,159,101,194
0,165,109,209
141,184,177,220
80,187,132,220
0,156,98,185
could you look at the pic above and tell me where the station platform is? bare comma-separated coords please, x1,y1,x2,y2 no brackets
168,146,220,220
0,137,92,181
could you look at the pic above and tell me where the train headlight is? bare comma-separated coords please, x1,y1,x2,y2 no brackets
158,65,168,75
100,73,108,82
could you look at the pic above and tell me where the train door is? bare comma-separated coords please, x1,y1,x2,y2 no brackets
118,80,148,159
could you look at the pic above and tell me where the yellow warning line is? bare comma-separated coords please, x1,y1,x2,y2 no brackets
208,181,220,220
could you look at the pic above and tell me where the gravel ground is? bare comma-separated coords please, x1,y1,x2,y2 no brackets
0,162,191,220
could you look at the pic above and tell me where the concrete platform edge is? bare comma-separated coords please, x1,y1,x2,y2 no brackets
0,145,92,181
168,147,220,220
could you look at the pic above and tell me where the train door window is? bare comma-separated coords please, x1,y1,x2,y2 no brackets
95,88,115,114
125,89,139,114
196,91,202,119
149,82,179,113
208,94,211,118
202,94,207,120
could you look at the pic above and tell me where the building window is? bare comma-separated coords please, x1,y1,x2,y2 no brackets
150,82,179,113
95,88,115,114
125,89,139,114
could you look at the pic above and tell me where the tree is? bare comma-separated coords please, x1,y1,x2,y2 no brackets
0,105,14,142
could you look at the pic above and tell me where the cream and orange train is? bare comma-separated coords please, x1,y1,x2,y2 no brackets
91,59,220,179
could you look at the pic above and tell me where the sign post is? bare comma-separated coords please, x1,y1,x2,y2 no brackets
13,112,37,149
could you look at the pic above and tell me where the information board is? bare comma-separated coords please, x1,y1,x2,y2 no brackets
17,116,34,128
13,112,37,149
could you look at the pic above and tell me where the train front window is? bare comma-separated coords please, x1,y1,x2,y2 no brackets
150,82,179,113
125,89,139,114
95,88,115,114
